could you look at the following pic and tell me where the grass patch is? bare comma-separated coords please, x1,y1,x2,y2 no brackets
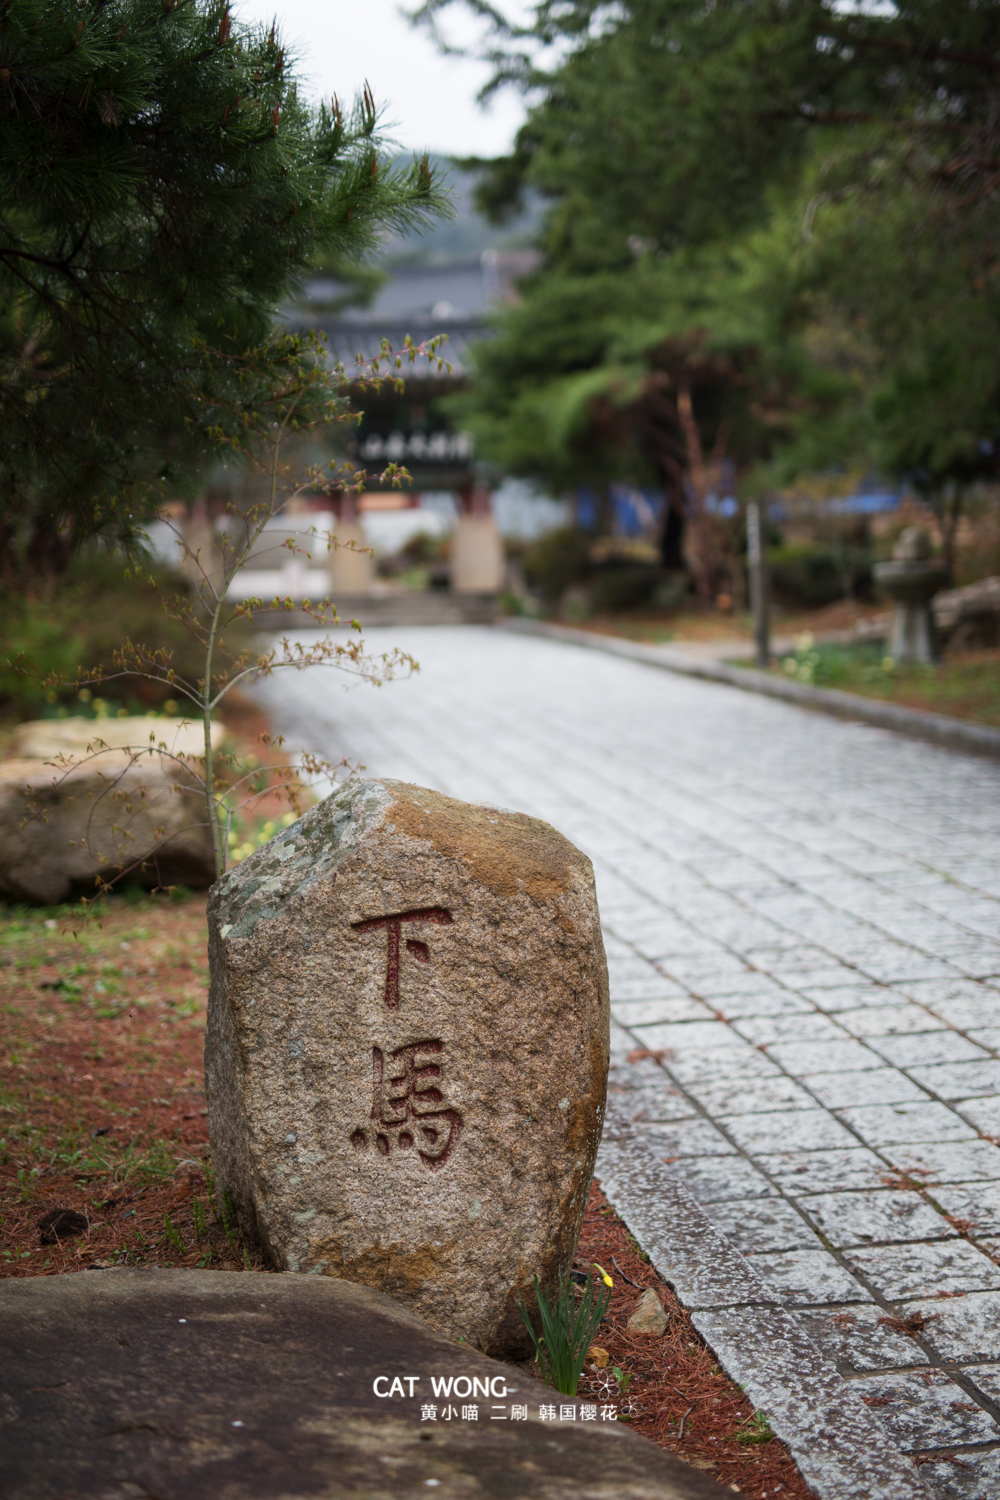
733,636,1000,728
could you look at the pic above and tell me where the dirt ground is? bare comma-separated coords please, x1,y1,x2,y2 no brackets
1,892,809,1499
571,597,887,647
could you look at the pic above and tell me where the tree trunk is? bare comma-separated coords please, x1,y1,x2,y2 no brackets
660,495,686,570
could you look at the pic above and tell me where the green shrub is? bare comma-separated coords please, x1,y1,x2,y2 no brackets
1,602,88,713
523,527,594,603
767,543,872,609
590,566,661,612
778,635,891,686
1,552,249,717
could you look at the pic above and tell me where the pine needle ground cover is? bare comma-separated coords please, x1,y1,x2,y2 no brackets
0,894,261,1276
2,893,809,1497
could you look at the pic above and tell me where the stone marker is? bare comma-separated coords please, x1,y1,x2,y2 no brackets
0,1269,730,1500
206,777,609,1357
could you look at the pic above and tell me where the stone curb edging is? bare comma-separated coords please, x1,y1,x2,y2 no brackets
500,617,1000,760
596,1105,932,1500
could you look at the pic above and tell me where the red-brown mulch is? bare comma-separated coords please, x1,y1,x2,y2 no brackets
2,893,811,1497
0,894,265,1277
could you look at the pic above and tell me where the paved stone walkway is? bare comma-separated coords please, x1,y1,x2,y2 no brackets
259,625,1000,1496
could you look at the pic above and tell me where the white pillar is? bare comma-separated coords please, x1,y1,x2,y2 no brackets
450,486,504,594
329,519,374,595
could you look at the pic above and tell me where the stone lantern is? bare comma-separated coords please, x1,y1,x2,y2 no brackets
873,526,948,664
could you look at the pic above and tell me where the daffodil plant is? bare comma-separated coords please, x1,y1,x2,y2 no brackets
518,1264,613,1397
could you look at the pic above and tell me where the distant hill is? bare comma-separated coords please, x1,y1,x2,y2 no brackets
380,154,541,267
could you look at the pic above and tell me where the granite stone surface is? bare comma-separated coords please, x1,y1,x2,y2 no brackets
0,1269,728,1500
207,776,609,1357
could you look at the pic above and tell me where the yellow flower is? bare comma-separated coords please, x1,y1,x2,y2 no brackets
593,1262,613,1288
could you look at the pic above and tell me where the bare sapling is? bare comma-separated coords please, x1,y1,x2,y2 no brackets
17,328,451,901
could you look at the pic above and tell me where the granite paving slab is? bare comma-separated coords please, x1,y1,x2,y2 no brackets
257,624,1000,1496
928,1182,1000,1235
844,1240,1000,1299
835,1102,979,1147
755,1147,892,1193
797,1189,953,1247
908,1450,1000,1500
904,1291,1000,1363
751,1249,875,1307
803,1070,933,1109
847,1370,1000,1449
795,1304,931,1373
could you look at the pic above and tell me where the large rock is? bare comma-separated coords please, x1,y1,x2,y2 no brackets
206,778,609,1358
935,574,1000,650
0,1268,729,1500
0,751,215,904
6,714,226,762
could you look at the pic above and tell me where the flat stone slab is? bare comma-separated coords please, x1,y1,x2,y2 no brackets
0,1268,729,1500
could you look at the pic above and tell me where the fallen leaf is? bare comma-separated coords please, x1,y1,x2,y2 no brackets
626,1047,670,1064
588,1346,610,1368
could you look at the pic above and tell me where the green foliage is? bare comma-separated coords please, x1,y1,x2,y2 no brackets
517,1272,611,1396
0,552,225,714
163,1212,187,1255
590,567,662,614
736,1411,775,1446
0,0,448,580
448,253,775,496
775,635,890,687
767,636,1000,725
767,543,872,611
427,2,1000,276
522,526,593,602
421,0,1000,549
0,601,88,714
61,1132,177,1188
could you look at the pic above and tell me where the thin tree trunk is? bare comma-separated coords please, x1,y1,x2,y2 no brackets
940,484,963,583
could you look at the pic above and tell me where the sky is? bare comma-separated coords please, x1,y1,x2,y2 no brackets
233,0,529,159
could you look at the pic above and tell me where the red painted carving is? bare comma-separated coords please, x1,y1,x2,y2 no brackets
352,907,452,1010
351,1038,462,1171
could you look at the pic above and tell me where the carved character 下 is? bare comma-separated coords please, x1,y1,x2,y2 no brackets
351,906,452,1010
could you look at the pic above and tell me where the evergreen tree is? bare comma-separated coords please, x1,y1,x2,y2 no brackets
1,0,447,582
418,0,1000,564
